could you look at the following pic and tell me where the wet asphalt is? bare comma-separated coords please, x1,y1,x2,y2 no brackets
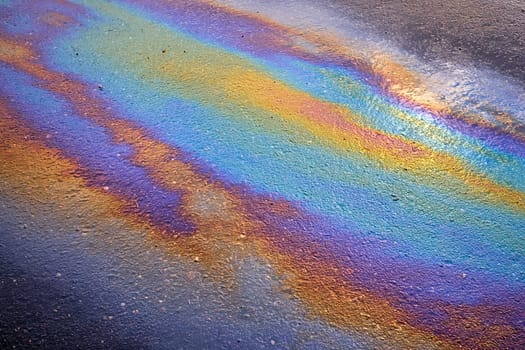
330,0,525,82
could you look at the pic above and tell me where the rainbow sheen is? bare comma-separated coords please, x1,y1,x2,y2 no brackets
0,0,524,348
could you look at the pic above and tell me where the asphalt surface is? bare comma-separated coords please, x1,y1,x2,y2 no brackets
330,0,525,82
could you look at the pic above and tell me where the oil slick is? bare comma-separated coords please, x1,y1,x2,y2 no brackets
0,0,524,348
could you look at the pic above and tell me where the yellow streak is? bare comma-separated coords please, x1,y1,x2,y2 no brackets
55,1,525,213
